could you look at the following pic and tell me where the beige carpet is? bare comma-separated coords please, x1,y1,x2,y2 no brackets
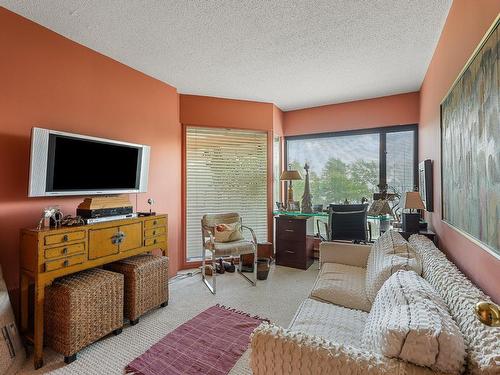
19,263,319,374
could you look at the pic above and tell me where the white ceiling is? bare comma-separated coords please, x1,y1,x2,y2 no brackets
1,1,451,111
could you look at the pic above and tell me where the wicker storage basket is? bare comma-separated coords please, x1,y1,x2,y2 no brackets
44,268,124,361
106,254,168,324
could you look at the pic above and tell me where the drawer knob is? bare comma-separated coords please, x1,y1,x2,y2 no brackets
285,250,295,254
63,260,69,267
62,235,69,242
153,230,156,235
62,247,68,255
284,229,294,232
153,220,157,225
154,239,157,244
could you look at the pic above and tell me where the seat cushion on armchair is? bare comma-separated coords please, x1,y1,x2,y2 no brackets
289,298,368,347
362,270,465,374
310,263,372,312
365,230,422,302
205,239,255,256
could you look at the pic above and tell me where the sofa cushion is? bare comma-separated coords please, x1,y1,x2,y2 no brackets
410,234,500,375
362,270,465,374
289,298,368,348
365,230,422,302
310,263,371,312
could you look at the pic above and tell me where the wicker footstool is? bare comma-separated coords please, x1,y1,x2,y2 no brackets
44,268,124,364
107,254,169,325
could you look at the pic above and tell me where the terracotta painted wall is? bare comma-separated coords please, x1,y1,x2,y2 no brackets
283,92,420,136
0,8,182,307
419,1,500,302
179,95,281,265
180,94,274,130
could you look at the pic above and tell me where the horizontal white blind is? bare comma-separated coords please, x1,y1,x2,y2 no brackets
186,126,268,260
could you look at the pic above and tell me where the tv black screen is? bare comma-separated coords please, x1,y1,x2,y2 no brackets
46,135,141,191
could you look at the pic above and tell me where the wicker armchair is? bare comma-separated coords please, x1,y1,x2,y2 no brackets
201,212,257,294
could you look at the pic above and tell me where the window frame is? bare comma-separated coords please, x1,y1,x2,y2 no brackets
284,124,418,197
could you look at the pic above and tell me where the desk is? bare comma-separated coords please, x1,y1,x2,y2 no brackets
272,211,391,240
20,215,168,369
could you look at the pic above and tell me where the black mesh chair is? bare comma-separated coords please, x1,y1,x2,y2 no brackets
329,204,371,243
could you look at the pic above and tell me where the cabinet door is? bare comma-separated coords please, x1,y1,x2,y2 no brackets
119,222,142,252
88,227,119,259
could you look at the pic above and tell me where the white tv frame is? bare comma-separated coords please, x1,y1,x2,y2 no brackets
28,127,150,197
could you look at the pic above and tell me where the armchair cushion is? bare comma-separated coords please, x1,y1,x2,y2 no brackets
310,263,372,312
362,270,465,374
289,298,368,346
214,222,244,243
205,239,255,256
365,230,422,302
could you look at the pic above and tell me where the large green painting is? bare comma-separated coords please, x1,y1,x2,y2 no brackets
441,17,499,256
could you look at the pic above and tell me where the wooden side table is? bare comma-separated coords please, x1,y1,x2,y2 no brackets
241,242,274,267
396,228,437,245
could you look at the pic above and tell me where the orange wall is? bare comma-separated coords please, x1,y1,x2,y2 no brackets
283,92,420,136
419,1,500,302
0,7,182,305
179,95,280,265
180,94,275,130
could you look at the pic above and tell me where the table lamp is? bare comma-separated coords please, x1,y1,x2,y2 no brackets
280,170,302,210
368,199,394,232
401,191,425,233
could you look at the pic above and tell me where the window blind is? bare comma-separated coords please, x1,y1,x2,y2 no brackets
185,126,268,261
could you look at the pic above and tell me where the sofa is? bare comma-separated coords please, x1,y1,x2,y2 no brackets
250,232,500,374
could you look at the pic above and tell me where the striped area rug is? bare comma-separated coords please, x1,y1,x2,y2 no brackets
125,305,268,375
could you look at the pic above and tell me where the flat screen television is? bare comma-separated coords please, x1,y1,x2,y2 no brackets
28,127,150,197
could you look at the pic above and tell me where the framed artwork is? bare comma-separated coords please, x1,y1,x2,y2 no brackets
440,15,499,257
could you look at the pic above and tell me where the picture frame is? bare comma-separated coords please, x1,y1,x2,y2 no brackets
440,15,499,257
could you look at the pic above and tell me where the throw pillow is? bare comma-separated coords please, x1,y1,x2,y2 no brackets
214,222,244,243
365,230,422,302
362,270,465,374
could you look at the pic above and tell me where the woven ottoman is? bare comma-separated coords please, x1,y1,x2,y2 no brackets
44,268,124,364
107,254,168,325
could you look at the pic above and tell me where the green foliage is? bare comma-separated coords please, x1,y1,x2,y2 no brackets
289,158,378,206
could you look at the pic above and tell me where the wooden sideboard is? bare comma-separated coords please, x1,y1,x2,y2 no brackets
20,214,168,369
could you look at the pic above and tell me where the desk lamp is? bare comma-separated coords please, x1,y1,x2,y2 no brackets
280,170,302,210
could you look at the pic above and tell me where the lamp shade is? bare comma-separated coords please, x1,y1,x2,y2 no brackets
280,170,302,181
368,199,393,216
401,192,425,210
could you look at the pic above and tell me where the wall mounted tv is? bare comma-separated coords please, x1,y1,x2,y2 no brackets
28,127,150,197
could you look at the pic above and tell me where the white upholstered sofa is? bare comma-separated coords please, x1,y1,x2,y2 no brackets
250,233,500,375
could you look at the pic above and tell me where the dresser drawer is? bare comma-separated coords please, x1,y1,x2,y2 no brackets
277,219,305,241
144,226,166,238
144,217,166,229
44,254,86,272
45,243,85,259
144,235,166,246
44,231,85,246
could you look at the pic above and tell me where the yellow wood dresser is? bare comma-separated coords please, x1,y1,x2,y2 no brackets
20,214,168,369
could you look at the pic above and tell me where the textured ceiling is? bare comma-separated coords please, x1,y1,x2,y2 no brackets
1,1,451,110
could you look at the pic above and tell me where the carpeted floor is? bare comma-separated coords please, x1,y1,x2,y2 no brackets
19,263,319,374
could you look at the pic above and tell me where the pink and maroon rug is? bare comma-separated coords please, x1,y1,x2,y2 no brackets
125,305,268,375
